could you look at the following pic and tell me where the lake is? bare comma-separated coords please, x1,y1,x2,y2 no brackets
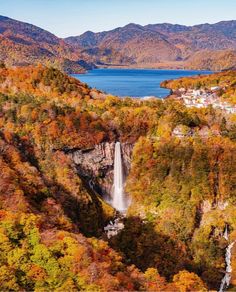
72,68,211,98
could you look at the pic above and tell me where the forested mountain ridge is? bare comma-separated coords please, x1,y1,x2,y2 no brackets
0,15,235,72
1,65,236,290
65,20,236,70
185,49,236,71
0,15,93,73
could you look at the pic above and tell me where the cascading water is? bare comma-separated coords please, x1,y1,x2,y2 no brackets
111,142,129,213
219,225,235,292
223,225,229,241
104,142,129,238
104,218,124,239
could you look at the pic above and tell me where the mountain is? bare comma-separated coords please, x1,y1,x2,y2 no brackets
1,64,236,290
65,21,236,70
0,64,215,291
66,23,181,65
0,15,93,73
185,49,236,70
1,16,235,72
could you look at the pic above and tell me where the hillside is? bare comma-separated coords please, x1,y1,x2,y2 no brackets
65,21,236,70
66,23,181,65
0,15,93,73
1,65,236,290
0,64,215,291
185,49,236,71
1,16,235,72
162,70,236,103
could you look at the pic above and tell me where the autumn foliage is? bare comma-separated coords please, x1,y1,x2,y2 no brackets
0,65,236,290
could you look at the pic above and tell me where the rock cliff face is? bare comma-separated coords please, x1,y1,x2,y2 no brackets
200,199,229,214
67,142,133,203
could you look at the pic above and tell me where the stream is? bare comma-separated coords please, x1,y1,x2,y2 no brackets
219,226,235,292
104,217,124,239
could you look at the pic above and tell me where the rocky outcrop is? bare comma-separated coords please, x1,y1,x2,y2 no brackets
67,142,133,202
200,199,229,214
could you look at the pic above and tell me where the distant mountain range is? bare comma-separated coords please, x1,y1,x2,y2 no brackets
65,21,236,71
0,15,236,72
0,15,94,73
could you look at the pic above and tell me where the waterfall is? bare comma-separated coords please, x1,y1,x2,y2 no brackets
223,225,229,241
219,241,235,292
112,142,129,213
103,142,129,238
219,225,235,292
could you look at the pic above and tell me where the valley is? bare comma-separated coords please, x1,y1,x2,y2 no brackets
0,64,236,290
0,5,236,291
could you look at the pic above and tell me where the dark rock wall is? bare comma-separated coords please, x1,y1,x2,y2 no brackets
68,142,133,201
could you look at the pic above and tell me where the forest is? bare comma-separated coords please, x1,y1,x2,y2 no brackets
0,64,236,291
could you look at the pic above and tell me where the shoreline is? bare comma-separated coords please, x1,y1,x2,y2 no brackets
83,65,213,73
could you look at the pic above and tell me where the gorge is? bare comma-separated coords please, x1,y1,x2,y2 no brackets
219,239,236,292
0,65,236,291
1,0,236,290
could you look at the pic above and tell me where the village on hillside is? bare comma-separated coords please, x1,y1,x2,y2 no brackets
175,86,236,114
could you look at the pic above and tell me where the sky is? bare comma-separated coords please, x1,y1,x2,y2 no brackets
0,0,235,38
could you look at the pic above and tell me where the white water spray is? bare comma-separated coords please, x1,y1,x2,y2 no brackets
223,225,229,241
104,218,124,239
219,225,235,292
112,142,129,213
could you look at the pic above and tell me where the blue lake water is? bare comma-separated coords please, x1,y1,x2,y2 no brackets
72,68,211,98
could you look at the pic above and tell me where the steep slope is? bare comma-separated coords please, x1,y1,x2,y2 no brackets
145,21,236,55
66,23,181,65
1,16,235,71
185,49,236,71
65,21,236,69
0,15,92,73
0,64,212,291
0,136,179,291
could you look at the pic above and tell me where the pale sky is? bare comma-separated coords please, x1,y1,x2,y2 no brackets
0,0,235,37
